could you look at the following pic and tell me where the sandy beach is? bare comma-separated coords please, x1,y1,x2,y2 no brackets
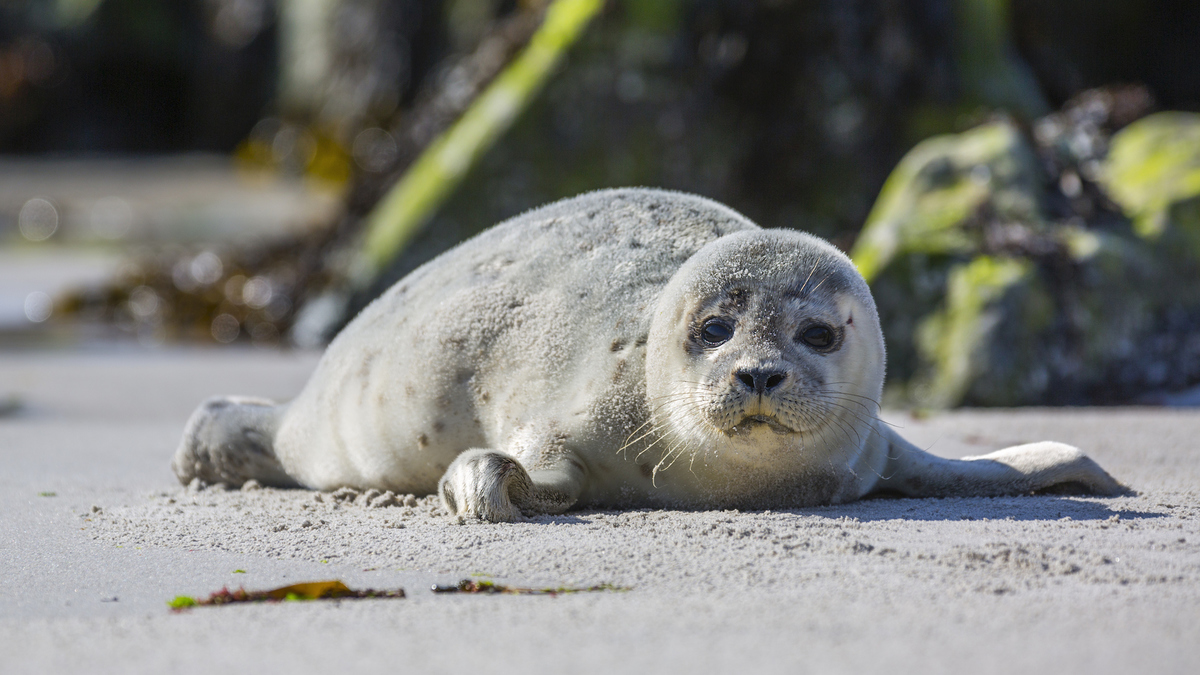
2,347,1198,674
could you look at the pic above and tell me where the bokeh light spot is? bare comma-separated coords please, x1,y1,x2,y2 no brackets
211,313,241,343
190,251,224,286
352,127,399,172
242,276,273,309
127,286,160,319
24,291,52,323
19,198,58,242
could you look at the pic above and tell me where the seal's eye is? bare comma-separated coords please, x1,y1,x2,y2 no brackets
799,324,835,350
700,320,733,346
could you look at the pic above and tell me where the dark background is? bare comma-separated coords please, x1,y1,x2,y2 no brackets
3,0,1198,242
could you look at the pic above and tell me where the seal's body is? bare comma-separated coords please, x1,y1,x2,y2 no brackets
174,189,1126,521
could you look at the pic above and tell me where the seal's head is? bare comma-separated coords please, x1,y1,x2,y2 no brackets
645,229,885,479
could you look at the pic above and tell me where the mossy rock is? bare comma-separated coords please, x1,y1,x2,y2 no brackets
1103,112,1200,279
855,114,1200,407
852,120,1045,284
911,255,1050,408
1104,112,1200,241
852,120,1053,406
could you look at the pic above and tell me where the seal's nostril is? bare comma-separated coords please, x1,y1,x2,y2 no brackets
735,369,786,393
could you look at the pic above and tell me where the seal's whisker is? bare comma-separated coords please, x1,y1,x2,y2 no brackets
859,455,889,481
797,404,840,447
650,439,681,487
688,449,698,475
660,450,686,475
652,436,695,485
815,385,900,429
806,271,834,296
776,394,838,434
813,391,879,415
820,400,893,445
810,395,888,437
628,427,676,458
619,412,676,456
815,390,885,410
645,381,714,401
818,398,885,426
798,260,821,296
622,402,680,458
621,424,665,459
618,417,658,457
819,403,863,449
802,390,888,429
633,423,674,462
788,402,825,437
824,407,889,449
645,389,709,404
818,382,884,404
844,459,859,480
825,413,859,449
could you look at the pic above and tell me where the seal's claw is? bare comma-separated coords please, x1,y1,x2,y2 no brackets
438,449,532,523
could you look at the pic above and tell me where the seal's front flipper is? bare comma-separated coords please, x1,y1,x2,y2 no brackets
172,396,300,489
438,449,586,522
873,428,1129,498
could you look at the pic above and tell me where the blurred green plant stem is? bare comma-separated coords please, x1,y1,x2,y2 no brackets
349,0,605,290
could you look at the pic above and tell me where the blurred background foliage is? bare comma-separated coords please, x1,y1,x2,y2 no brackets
2,0,1200,407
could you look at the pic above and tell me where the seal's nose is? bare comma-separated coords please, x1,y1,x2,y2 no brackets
735,368,787,394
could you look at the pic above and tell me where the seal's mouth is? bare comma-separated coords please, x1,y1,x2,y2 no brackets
727,414,795,435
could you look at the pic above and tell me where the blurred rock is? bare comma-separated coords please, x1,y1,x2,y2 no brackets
1103,112,1200,247
852,118,1056,406
854,95,1200,407
853,119,1047,283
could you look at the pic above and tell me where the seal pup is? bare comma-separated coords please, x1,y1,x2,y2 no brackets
173,188,1126,521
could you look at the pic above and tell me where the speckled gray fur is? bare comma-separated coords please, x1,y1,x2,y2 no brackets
174,188,1127,521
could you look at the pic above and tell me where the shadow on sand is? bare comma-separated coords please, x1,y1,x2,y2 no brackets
818,494,1164,523
545,495,1164,525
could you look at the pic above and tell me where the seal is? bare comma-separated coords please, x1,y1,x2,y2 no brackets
172,188,1127,521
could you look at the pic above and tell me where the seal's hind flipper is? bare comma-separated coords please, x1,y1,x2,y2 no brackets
172,396,299,489
873,427,1129,498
